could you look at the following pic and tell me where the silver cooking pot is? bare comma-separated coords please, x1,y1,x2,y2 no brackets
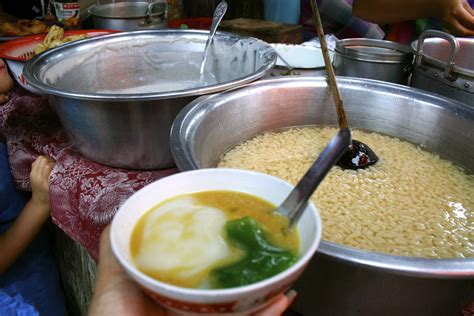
333,38,413,85
411,30,474,106
170,77,474,315
88,1,168,31
23,30,276,169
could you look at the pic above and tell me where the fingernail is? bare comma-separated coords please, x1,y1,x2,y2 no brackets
285,289,297,301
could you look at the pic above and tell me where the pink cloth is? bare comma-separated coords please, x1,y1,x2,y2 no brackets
0,87,178,260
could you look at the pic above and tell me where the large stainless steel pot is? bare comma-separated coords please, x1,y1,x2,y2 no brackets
89,1,168,31
170,77,474,315
411,30,474,106
23,30,276,169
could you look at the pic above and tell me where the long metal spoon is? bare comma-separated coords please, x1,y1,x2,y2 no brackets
275,128,351,227
199,0,228,77
309,0,378,170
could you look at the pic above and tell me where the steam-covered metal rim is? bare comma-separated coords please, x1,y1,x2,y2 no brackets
170,76,474,279
23,29,277,101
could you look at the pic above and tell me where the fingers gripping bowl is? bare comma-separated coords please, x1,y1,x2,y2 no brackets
110,168,322,315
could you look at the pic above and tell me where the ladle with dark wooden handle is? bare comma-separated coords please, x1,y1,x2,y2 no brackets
310,0,378,170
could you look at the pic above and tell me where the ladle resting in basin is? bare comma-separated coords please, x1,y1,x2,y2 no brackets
310,0,378,170
212,129,350,287
275,128,351,227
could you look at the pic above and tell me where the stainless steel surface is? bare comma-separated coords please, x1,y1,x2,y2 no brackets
412,30,473,77
413,30,459,79
89,2,168,31
264,67,326,78
335,39,413,63
334,38,413,85
170,77,474,315
410,31,474,106
23,30,276,169
275,128,351,226
272,53,297,76
199,0,227,75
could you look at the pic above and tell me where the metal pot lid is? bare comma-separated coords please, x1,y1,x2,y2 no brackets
88,2,164,19
411,37,474,77
335,38,413,63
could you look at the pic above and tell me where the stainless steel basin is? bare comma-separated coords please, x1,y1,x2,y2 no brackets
23,30,276,169
170,77,474,315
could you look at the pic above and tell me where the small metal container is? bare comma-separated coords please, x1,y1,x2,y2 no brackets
89,1,168,31
411,30,474,106
333,38,413,85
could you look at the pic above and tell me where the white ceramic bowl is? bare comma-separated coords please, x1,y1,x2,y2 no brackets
110,168,322,315
270,43,334,69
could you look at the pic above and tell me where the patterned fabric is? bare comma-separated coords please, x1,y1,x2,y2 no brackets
0,87,178,260
299,0,385,40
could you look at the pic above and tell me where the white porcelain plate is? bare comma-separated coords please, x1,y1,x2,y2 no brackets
270,43,334,69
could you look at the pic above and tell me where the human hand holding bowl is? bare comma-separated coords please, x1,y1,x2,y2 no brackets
110,169,322,315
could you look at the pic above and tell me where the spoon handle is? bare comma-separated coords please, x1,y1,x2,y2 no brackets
275,128,351,227
209,0,228,39
199,0,228,74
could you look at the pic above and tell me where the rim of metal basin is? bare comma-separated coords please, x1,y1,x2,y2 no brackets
23,29,277,101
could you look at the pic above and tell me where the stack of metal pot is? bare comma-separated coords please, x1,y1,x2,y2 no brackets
332,30,473,107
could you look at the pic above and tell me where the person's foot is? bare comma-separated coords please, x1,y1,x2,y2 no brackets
0,93,9,103
0,59,13,104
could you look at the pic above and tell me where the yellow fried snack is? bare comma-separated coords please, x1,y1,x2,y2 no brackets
0,22,24,36
33,25,86,55
25,22,49,35
0,19,49,36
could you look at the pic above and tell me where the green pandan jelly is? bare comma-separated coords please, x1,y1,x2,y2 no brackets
211,216,299,288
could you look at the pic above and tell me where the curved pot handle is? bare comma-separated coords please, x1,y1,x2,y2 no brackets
415,30,459,80
140,1,168,27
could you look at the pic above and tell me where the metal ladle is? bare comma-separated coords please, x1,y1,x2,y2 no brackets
199,0,228,77
275,128,351,227
310,0,378,170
